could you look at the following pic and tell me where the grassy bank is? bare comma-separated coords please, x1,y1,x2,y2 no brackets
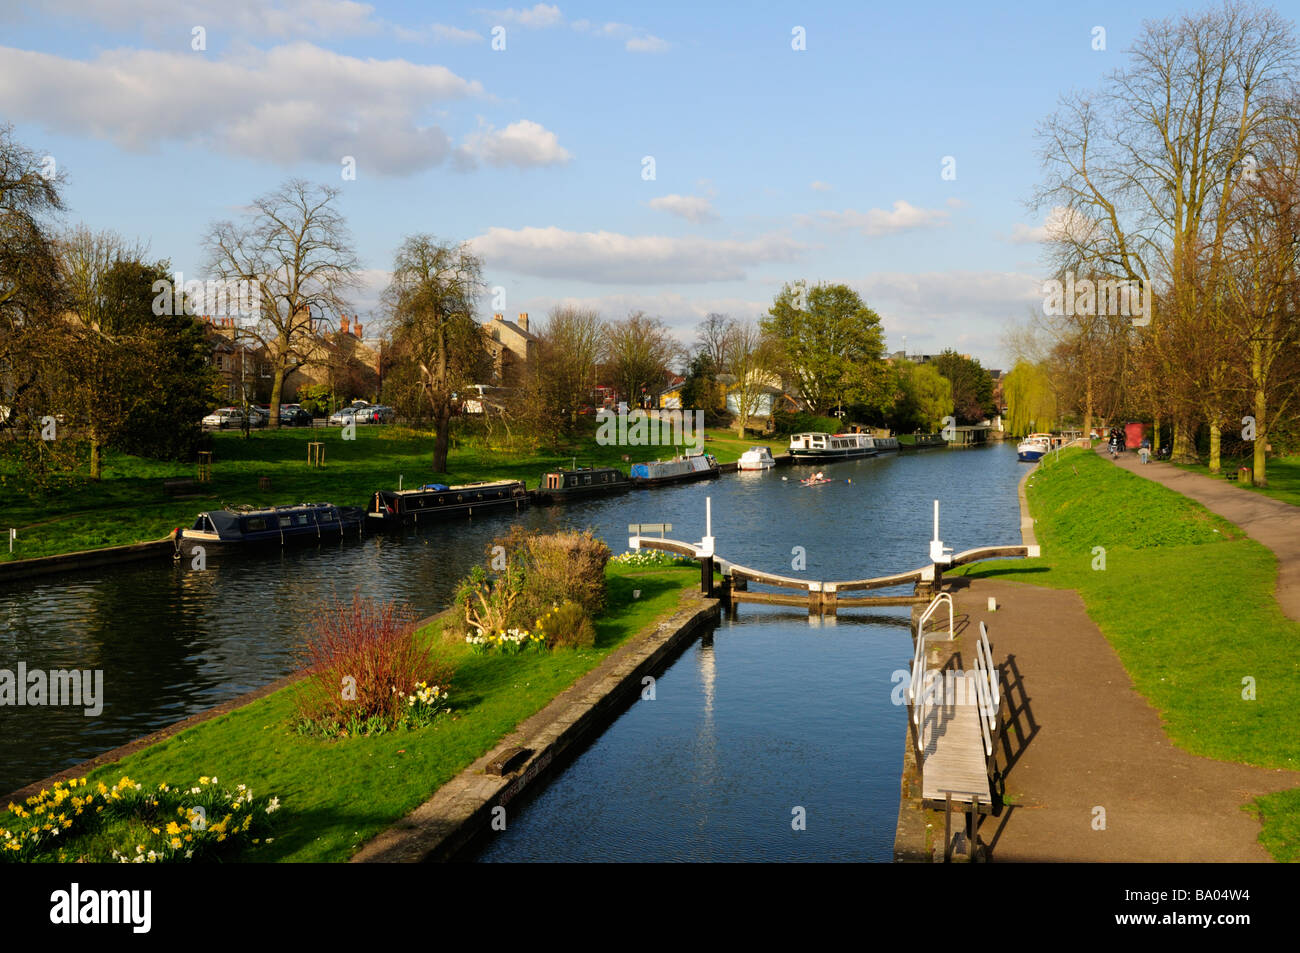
1173,453,1300,508
0,425,785,562
950,447,1300,859
19,562,699,863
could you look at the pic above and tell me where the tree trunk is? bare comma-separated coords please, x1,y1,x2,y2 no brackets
1082,378,1093,444
1152,415,1161,454
1253,385,1268,487
433,400,451,473
1172,417,1198,464
1208,423,1220,474
269,366,285,429
89,428,101,481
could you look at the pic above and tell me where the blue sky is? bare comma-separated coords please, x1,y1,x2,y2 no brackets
0,0,1245,366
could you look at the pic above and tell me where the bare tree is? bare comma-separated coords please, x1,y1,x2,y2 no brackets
205,179,359,427
536,305,606,427
696,312,735,373
723,319,775,436
384,235,487,472
1033,1,1297,463
603,311,681,408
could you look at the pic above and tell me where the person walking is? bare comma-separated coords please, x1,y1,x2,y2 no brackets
1139,436,1151,464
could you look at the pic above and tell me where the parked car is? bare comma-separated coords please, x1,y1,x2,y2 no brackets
279,404,313,427
202,407,245,429
328,407,358,426
356,405,395,424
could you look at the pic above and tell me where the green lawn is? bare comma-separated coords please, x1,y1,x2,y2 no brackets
52,563,699,863
1174,453,1300,508
950,447,1300,860
0,424,788,561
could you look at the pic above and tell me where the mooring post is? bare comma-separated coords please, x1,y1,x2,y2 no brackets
701,554,714,596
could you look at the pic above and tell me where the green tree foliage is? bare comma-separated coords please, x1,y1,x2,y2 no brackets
887,359,954,432
931,349,994,424
761,281,889,414
679,351,721,416
1003,359,1058,436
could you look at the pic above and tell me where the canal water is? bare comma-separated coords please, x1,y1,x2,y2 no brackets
0,444,1025,860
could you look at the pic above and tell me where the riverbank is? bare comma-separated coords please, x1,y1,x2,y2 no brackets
1174,453,1300,508
2,562,704,863
0,425,788,563
949,446,1300,861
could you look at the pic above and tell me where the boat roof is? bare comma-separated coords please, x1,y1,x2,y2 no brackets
387,479,521,496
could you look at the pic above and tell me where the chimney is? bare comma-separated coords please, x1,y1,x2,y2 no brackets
493,312,504,322
517,312,528,332
354,321,363,338
341,315,351,335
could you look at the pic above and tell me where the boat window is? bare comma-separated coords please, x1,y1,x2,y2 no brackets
568,476,577,487
456,494,463,502
246,518,266,532
601,473,609,482
279,516,292,528
583,475,591,484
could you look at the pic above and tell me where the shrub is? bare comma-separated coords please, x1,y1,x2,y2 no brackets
542,601,596,649
515,528,610,620
294,594,454,738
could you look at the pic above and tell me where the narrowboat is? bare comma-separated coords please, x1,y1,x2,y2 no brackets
629,452,720,487
366,479,528,526
788,432,877,461
873,436,900,452
737,446,776,470
1017,433,1053,462
532,466,631,503
177,502,364,554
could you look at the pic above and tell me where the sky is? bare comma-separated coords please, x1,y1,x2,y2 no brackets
0,0,1256,368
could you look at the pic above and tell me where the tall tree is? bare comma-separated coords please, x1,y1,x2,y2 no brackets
383,235,488,472
723,319,775,435
931,350,994,424
603,311,680,408
535,305,606,428
696,312,735,373
1034,1,1298,463
762,281,888,415
205,179,359,428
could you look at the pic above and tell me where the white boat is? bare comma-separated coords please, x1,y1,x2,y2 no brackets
737,446,776,470
789,432,876,461
1017,433,1052,462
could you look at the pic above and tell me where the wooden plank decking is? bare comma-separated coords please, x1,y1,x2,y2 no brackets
919,698,991,807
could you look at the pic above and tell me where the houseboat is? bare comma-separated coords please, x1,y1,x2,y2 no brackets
873,436,900,452
177,502,364,554
532,466,631,503
788,432,877,461
737,446,776,470
629,452,720,487
1016,433,1053,462
366,479,528,526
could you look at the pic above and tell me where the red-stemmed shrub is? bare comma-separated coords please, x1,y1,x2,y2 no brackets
294,594,454,738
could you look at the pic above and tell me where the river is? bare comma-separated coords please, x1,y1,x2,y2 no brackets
1,444,1025,860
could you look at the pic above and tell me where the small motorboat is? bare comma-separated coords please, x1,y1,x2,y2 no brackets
178,502,364,554
1017,433,1053,462
737,446,776,470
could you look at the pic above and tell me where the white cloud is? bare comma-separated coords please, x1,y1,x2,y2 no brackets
33,0,381,40
510,292,771,343
483,3,562,27
1007,205,1098,245
807,200,950,236
647,194,717,223
458,119,572,168
626,35,670,53
0,44,573,176
469,227,804,284
428,24,486,43
810,181,833,192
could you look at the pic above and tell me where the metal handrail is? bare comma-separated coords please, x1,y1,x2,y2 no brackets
909,592,953,738
978,621,999,711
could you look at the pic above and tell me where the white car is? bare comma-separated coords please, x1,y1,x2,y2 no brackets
202,407,245,429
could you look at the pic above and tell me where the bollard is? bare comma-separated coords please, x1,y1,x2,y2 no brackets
700,554,714,597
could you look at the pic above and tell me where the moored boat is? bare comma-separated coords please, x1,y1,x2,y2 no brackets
367,479,528,526
532,466,631,503
873,436,900,452
629,452,719,487
178,502,364,554
788,432,876,461
737,446,776,470
1017,433,1053,462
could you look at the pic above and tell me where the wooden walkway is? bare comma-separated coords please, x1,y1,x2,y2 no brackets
918,683,993,808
